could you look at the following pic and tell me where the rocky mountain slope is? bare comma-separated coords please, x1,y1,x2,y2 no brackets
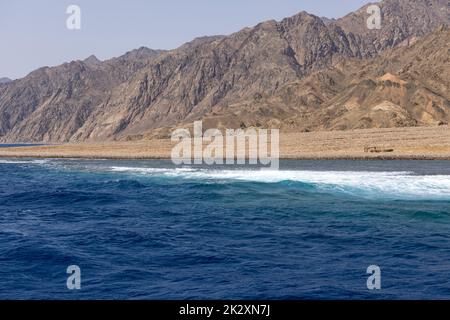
0,0,448,142
199,26,449,134
0,48,164,141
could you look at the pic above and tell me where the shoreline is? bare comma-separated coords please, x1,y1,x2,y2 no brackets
1,154,450,161
1,126,449,161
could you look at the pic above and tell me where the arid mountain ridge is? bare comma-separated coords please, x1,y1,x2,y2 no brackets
0,0,449,142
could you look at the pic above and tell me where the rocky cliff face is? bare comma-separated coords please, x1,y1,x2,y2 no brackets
0,0,448,142
192,27,450,134
0,48,164,141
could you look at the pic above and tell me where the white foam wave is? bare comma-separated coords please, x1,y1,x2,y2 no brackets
0,159,49,164
107,166,450,199
110,167,195,174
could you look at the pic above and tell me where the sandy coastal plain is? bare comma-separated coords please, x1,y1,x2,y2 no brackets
0,126,449,160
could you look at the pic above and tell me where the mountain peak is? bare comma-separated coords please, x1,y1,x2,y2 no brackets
120,47,166,60
83,55,101,65
283,10,322,23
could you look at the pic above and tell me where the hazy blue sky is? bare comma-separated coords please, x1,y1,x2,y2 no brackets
0,0,372,79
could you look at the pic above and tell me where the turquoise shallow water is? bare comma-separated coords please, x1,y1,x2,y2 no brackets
0,159,450,299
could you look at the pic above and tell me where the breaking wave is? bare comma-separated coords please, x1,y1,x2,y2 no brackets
0,159,49,165
108,166,450,200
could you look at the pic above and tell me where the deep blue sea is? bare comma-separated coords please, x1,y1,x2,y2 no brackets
1,158,450,299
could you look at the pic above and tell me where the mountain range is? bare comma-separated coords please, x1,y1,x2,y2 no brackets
0,0,449,142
